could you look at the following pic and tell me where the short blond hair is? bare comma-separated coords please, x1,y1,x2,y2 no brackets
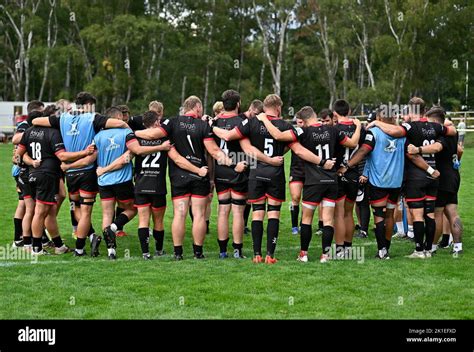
148,100,164,115
183,95,202,112
213,101,224,116
263,94,283,109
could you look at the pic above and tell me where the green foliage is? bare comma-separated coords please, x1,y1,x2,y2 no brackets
0,0,472,114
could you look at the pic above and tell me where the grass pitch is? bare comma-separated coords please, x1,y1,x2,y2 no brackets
0,143,472,319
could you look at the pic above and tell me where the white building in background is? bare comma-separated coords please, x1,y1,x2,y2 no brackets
0,101,54,134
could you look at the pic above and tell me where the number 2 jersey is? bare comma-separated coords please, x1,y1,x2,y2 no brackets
212,113,248,184
292,123,347,185
18,126,65,176
133,136,168,195
400,118,450,181
235,115,296,182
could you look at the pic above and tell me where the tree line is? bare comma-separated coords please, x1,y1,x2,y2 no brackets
0,0,472,116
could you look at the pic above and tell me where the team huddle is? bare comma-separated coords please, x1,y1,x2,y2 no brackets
10,90,464,263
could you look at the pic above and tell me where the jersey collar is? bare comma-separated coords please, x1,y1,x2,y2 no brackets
183,112,200,119
266,114,281,121
310,123,322,127
338,119,353,125
218,112,238,119
419,117,428,122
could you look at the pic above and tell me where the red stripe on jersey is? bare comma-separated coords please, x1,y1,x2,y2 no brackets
340,135,348,145
126,139,137,146
203,137,214,142
362,143,373,151
290,129,297,142
235,127,244,138
17,144,26,150
183,113,199,119
338,120,354,125
55,149,66,156
419,118,428,122
218,113,238,119
159,126,168,137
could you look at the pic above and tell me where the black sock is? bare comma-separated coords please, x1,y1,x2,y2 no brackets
14,218,22,241
32,237,42,253
174,245,183,256
322,226,334,254
374,220,386,250
424,216,436,251
138,228,150,254
440,234,450,245
52,236,63,248
359,203,370,232
232,242,243,255
206,220,210,234
318,220,324,230
413,221,425,251
344,241,352,248
244,204,251,226
266,218,279,257
300,223,312,251
193,244,203,256
386,238,391,251
218,238,229,253
69,208,77,227
41,229,49,244
291,204,299,228
88,225,96,236
76,237,86,250
23,236,32,246
336,244,344,255
189,206,194,222
115,207,124,219
153,230,164,251
251,220,263,256
113,213,130,231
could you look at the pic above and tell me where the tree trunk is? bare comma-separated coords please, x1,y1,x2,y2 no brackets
39,0,57,101
181,75,187,107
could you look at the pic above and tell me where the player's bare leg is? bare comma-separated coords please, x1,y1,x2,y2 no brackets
444,204,463,254
12,198,25,247
190,196,208,258
320,201,336,263
230,191,246,258
152,206,166,256
334,199,346,257
343,199,356,250
289,182,303,235
407,206,427,259
172,196,190,260
73,191,95,256
250,200,265,263
217,190,232,258
22,197,35,252
31,202,53,255
298,205,315,262
265,198,281,264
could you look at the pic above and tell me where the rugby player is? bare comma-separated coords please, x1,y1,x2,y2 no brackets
134,95,238,260
214,95,336,263
368,97,456,258
406,107,463,255
32,92,129,257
